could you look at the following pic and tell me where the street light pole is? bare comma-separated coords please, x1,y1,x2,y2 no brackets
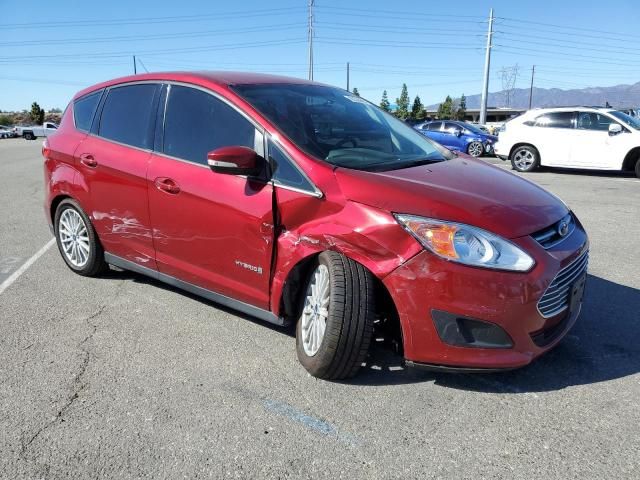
308,0,314,81
479,8,494,125
528,65,536,110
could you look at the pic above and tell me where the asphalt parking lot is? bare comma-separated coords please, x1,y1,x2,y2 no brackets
1,138,639,479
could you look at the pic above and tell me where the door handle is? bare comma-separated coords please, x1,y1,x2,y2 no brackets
79,153,97,168
154,177,181,195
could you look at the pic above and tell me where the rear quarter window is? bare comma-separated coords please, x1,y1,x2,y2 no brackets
73,90,102,132
532,112,574,129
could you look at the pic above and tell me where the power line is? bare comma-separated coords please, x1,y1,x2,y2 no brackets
316,38,481,49
0,38,307,62
493,46,640,67
497,16,634,38
317,5,486,20
0,7,306,29
1,24,303,47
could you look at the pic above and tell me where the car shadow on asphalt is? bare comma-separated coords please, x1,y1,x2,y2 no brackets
103,268,640,392
528,167,637,179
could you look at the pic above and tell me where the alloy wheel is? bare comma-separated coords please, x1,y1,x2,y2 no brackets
468,142,484,157
58,208,91,268
513,149,535,170
301,264,330,356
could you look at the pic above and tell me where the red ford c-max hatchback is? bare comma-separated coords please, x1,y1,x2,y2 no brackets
44,72,588,379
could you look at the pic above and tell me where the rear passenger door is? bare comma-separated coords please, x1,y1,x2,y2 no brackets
529,111,576,166
75,82,161,268
147,84,274,309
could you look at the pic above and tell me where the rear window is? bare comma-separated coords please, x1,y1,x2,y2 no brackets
98,84,159,149
73,90,102,132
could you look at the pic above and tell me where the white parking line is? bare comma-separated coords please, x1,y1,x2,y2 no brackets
0,238,55,295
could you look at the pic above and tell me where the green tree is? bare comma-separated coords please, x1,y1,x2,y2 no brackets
379,90,391,112
410,95,424,121
395,83,410,120
0,114,13,126
352,87,360,97
30,102,44,124
436,95,454,120
455,94,467,120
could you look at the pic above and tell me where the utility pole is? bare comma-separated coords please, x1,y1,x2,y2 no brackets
479,8,494,125
346,62,350,91
307,0,314,81
528,65,536,109
133,55,137,74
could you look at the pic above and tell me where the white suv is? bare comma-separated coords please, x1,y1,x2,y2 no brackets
494,107,640,178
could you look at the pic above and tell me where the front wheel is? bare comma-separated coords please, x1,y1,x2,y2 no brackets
467,141,484,157
511,145,540,172
54,199,108,276
635,159,640,179
296,251,375,380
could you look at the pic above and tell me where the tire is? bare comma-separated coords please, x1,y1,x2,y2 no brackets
296,251,375,380
511,145,540,172
467,141,484,157
24,132,35,140
635,159,640,179
54,199,108,276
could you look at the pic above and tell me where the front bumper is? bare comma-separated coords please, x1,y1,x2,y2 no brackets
383,227,588,370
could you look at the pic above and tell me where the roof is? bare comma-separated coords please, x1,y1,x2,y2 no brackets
73,71,321,100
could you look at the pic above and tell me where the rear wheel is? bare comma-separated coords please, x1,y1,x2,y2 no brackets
511,145,540,172
635,159,640,179
296,251,375,380
24,132,35,140
54,199,107,276
467,141,484,157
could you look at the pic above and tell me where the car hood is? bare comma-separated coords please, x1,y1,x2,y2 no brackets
334,155,568,239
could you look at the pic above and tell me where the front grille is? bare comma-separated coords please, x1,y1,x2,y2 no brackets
532,213,575,249
537,250,589,318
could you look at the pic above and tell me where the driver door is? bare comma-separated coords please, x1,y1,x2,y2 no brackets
147,84,274,309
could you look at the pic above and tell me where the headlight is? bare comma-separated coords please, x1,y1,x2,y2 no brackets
394,214,535,272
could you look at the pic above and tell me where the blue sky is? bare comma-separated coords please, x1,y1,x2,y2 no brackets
1,0,639,111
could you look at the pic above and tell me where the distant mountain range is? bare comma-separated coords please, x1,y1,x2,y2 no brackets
427,81,640,110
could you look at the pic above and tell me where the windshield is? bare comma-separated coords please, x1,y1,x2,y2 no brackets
232,84,453,171
610,111,640,130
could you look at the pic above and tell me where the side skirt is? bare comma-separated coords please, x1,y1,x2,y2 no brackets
104,253,284,326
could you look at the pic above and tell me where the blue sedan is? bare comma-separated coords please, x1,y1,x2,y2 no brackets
414,120,498,157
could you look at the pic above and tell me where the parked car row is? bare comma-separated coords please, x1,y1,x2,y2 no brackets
413,120,498,157
0,123,59,139
0,125,16,138
494,106,640,178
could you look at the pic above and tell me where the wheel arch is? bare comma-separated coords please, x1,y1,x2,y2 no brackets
622,147,640,171
275,249,404,355
49,194,73,225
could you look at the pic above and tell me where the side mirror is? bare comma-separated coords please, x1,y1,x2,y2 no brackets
454,128,462,137
609,123,623,135
207,146,261,176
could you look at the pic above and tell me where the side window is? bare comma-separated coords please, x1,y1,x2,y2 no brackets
163,85,256,165
73,90,102,132
427,122,441,131
269,141,316,193
533,112,574,129
577,112,614,131
443,122,460,134
98,84,158,149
